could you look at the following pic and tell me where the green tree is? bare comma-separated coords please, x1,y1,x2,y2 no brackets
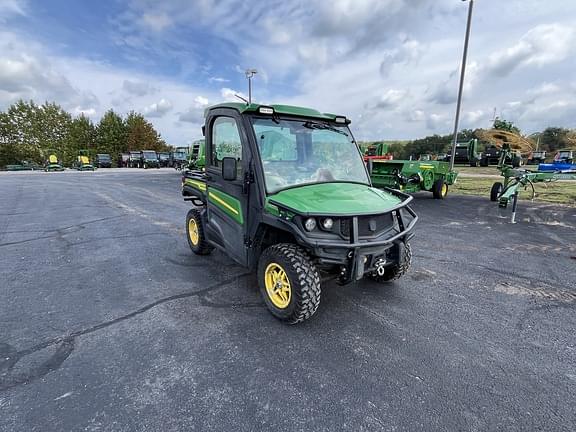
0,100,44,165
35,102,73,162
67,115,96,165
125,111,169,152
540,127,570,152
96,110,127,162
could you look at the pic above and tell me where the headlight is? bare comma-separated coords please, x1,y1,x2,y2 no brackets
322,218,333,230
304,218,316,231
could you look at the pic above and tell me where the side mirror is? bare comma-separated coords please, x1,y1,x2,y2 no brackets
222,157,237,181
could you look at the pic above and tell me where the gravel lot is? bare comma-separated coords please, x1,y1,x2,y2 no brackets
1,169,575,431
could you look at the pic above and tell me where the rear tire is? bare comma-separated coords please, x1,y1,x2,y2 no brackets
258,244,321,324
490,182,503,202
432,179,448,199
186,209,213,255
368,243,412,282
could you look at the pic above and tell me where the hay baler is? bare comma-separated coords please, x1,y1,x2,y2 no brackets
369,159,458,199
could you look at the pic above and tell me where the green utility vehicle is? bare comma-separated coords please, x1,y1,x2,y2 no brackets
368,159,457,199
182,103,417,323
158,152,171,167
128,151,141,168
140,150,160,169
171,147,189,170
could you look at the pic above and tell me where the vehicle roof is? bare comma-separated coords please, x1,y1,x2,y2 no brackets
205,103,347,122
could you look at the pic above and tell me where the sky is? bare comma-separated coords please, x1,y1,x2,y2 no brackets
1,0,575,145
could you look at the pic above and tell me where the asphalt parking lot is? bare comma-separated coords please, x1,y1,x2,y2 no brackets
1,169,575,431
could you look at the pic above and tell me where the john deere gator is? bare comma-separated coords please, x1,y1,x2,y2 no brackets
181,103,418,323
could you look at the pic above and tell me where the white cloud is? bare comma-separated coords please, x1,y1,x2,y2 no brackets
220,87,247,103
2,0,576,143
178,95,209,123
486,24,576,77
426,113,449,130
122,80,156,96
143,98,173,118
375,89,407,110
208,77,229,83
0,0,26,22
141,12,172,32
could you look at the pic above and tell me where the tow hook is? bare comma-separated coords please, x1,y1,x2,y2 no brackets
374,258,387,276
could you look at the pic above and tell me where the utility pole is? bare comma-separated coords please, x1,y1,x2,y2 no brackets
449,0,475,171
245,69,257,104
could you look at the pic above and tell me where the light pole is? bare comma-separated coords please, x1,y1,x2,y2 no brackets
245,69,257,104
449,0,475,171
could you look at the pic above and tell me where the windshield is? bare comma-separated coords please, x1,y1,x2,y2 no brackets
97,154,110,160
159,153,169,160
173,152,186,159
252,118,369,194
558,151,571,158
142,152,157,159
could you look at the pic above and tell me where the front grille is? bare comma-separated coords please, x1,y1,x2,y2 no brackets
339,214,395,239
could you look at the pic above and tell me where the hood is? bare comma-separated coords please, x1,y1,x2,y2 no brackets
268,182,402,216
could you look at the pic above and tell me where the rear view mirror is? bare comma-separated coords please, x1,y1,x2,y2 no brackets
222,157,237,181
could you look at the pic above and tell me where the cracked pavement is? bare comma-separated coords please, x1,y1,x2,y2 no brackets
0,169,575,431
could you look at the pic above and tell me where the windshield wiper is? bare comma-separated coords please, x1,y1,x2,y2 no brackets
303,121,348,136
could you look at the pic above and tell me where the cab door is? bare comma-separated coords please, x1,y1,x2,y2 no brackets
204,110,250,266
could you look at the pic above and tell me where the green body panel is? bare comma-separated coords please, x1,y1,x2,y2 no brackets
188,139,206,170
268,183,401,215
206,103,347,122
207,187,244,225
370,160,457,193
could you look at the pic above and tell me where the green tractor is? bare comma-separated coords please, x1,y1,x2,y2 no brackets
44,150,64,172
74,150,95,171
182,103,417,324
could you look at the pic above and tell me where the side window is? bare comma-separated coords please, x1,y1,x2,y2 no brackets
211,117,243,176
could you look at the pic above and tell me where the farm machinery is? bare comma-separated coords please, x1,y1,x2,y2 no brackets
362,142,393,162
187,139,206,170
490,144,576,220
368,159,458,199
74,150,95,171
44,150,64,172
446,139,480,166
538,149,576,172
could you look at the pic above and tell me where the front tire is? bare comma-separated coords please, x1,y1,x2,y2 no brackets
368,243,412,282
432,179,448,199
258,244,321,324
490,182,503,202
186,209,213,255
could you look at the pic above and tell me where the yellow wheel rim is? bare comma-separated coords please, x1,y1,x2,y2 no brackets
264,263,291,309
188,218,199,245
441,183,448,197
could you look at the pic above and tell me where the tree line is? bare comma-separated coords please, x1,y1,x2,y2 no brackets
0,100,170,167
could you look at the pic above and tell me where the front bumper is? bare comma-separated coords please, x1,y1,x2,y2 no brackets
286,190,418,283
